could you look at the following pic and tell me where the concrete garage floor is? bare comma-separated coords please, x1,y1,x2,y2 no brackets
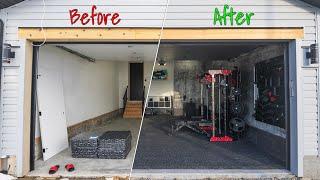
133,115,285,170
28,117,140,178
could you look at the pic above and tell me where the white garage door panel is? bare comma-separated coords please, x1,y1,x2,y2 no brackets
37,67,69,161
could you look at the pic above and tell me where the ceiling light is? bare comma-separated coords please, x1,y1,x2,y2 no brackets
158,57,167,66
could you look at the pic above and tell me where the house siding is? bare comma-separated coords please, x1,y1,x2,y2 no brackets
1,0,318,45
0,0,319,176
0,67,19,156
302,68,319,156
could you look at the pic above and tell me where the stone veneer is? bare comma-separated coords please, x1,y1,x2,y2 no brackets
67,109,123,140
33,109,123,161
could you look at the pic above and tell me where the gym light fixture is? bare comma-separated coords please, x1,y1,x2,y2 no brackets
157,57,167,66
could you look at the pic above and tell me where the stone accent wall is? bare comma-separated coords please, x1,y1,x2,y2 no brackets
235,45,287,138
173,60,237,116
173,60,202,116
33,109,122,161
237,45,288,166
67,109,122,139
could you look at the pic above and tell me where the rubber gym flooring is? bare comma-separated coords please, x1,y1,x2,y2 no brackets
133,115,285,169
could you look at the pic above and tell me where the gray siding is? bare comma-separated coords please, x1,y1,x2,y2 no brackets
2,0,318,45
302,68,319,155
0,0,319,172
0,67,19,156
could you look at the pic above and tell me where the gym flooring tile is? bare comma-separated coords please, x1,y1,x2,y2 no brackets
27,117,139,179
133,115,285,170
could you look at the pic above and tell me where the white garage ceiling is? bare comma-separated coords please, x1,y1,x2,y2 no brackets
50,42,268,62
50,44,158,62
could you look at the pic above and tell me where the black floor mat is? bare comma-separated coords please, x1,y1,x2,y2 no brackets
133,115,285,169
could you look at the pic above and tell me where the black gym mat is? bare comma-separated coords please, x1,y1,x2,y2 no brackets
133,115,285,169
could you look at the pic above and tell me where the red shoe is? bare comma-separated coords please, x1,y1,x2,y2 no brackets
65,163,75,172
49,165,60,174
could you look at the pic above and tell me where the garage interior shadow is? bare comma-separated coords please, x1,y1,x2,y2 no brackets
133,42,289,170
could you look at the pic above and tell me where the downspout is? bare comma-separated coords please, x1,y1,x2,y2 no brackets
0,19,3,107
317,9,320,157
0,19,3,157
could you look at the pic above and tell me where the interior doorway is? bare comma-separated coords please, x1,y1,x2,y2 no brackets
130,63,144,101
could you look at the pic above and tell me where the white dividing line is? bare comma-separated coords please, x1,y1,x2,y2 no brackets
129,0,170,179
32,0,47,47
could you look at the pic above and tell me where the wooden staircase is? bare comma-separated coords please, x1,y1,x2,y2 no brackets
123,101,143,119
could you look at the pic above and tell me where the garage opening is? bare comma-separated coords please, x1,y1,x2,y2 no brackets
28,43,156,178
134,42,290,171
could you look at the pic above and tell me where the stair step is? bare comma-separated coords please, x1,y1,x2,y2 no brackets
123,111,142,114
124,114,142,117
125,109,141,112
126,104,142,107
126,105,142,108
126,101,142,105
123,100,143,119
123,116,142,119
125,112,141,114
125,107,142,110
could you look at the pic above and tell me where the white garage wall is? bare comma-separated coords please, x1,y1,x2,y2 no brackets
149,59,174,96
36,47,152,137
38,45,119,127
144,62,154,95
118,62,128,108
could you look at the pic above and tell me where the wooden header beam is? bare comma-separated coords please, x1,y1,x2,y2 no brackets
18,28,304,42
